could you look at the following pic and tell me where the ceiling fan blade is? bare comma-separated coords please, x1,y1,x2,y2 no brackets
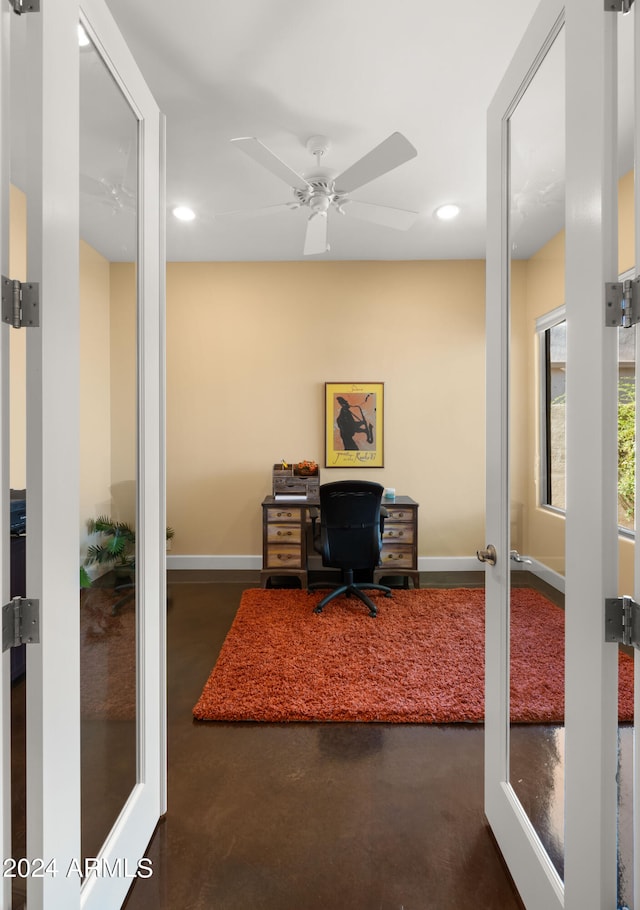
80,174,135,211
231,137,310,190
215,202,298,219
334,132,417,194
304,213,328,256
340,200,419,230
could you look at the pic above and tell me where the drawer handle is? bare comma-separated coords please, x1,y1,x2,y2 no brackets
277,530,293,537
276,511,293,518
277,553,295,562
387,530,404,538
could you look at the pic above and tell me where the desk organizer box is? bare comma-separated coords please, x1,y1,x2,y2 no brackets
272,463,320,498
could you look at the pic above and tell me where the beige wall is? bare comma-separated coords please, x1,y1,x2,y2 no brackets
79,240,113,556
12,173,638,578
109,263,137,527
514,230,566,576
9,186,138,564
79,256,137,564
165,260,486,559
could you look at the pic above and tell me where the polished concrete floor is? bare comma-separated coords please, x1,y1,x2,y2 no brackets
14,573,605,908
120,574,526,909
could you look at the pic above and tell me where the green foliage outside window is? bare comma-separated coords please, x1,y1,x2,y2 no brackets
619,378,635,520
550,381,635,523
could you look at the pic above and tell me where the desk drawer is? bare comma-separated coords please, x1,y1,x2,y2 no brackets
384,506,414,522
382,523,415,544
265,544,302,569
266,507,301,522
379,544,414,569
267,523,302,544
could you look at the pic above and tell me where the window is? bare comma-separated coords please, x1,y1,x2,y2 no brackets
538,302,636,533
538,307,566,512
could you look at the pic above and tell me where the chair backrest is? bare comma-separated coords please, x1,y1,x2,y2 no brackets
318,480,384,571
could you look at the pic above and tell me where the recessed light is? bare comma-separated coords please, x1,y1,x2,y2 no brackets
172,206,196,222
435,204,460,221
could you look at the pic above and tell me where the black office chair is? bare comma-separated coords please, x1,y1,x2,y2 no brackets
309,480,392,617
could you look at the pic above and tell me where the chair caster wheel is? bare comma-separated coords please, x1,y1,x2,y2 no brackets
384,591,392,598
313,606,323,614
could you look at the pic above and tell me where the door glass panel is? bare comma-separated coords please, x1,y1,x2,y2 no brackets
508,26,566,880
79,22,138,864
616,10,635,907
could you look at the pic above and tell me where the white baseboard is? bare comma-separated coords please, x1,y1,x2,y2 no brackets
417,556,483,573
166,554,565,595
512,556,565,593
167,555,262,571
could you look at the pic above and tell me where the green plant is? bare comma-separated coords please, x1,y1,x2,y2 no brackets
82,516,174,584
618,378,635,520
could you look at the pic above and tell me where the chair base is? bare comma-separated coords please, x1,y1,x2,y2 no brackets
311,580,392,618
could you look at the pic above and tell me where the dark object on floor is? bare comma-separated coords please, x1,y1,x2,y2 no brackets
265,575,302,589
10,488,26,535
10,489,27,681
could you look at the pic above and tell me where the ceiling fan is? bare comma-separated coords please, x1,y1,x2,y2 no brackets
227,132,419,255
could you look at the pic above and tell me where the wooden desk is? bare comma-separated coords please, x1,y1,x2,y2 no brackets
260,494,419,589
375,495,420,589
260,497,318,588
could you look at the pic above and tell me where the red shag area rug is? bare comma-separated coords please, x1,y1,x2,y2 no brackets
193,587,634,724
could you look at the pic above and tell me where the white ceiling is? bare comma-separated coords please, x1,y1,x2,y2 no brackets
79,1,630,263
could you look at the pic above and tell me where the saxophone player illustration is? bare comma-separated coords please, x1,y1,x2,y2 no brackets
335,394,374,450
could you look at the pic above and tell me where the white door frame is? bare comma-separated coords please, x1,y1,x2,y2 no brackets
563,1,619,906
25,3,82,905
22,2,165,907
485,0,619,906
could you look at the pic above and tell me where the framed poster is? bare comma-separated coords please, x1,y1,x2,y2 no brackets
325,382,384,467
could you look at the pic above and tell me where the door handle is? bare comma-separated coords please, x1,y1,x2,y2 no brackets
476,544,497,566
510,550,532,565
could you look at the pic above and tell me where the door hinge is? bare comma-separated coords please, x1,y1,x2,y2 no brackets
605,0,634,10
2,597,40,652
1,276,39,329
7,0,39,13
605,596,640,648
605,278,640,328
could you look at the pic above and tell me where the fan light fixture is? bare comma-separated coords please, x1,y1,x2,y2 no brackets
228,132,419,256
435,203,460,221
173,206,196,222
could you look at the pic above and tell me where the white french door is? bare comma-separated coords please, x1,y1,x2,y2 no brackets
0,1,165,908
485,0,625,907
0,4,13,909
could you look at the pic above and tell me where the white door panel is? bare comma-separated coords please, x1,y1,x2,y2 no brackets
485,2,566,906
12,1,166,907
485,0,621,907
